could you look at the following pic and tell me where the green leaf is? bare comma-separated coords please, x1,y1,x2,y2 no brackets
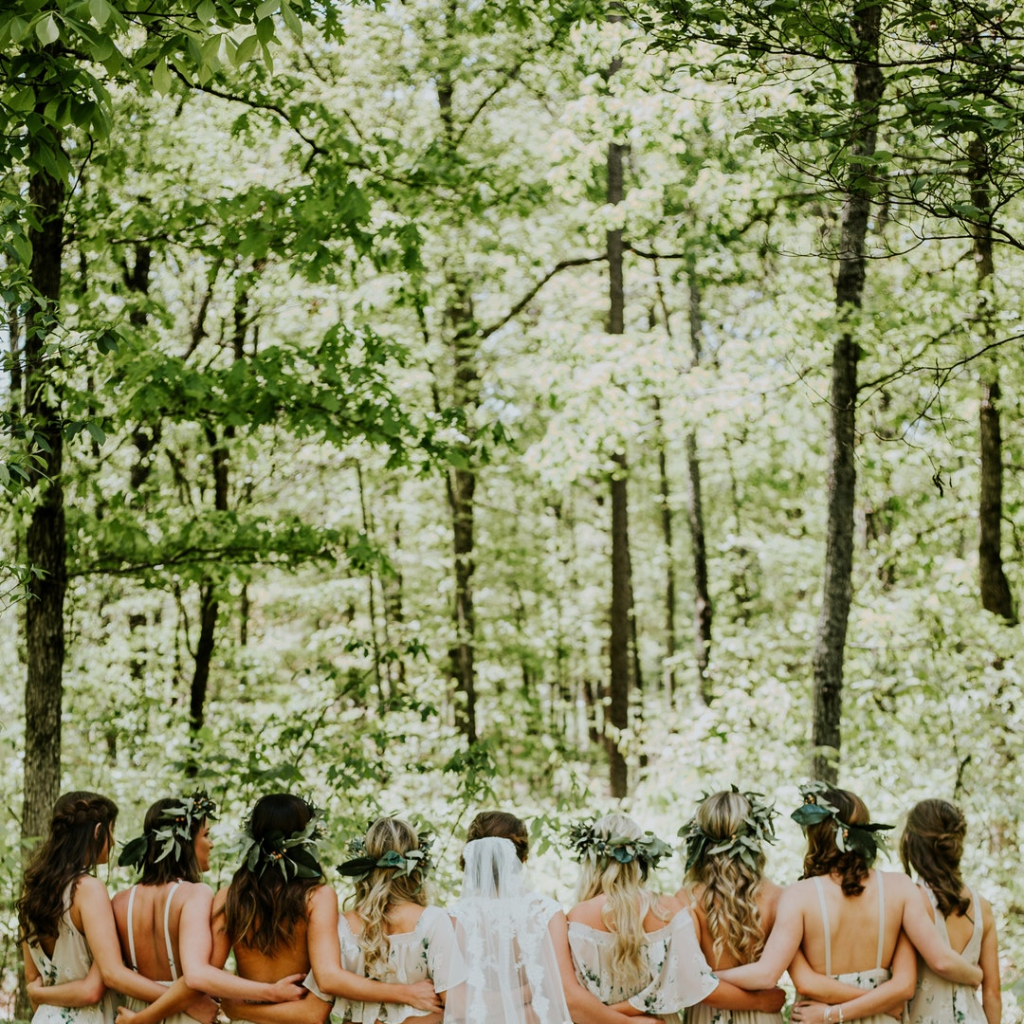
280,0,302,39
197,0,216,23
255,0,279,19
234,33,258,65
85,422,106,446
89,0,111,27
153,59,172,95
35,13,59,44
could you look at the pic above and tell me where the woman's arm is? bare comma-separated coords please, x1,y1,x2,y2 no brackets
788,949,873,1003
703,982,786,1014
219,993,333,1024
23,950,106,1007
790,930,918,1024
978,897,1001,1024
306,886,439,1011
716,890,806,990
899,880,983,987
548,913,659,1024
114,979,211,1024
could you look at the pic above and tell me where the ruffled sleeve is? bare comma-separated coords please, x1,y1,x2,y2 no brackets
627,910,718,1014
422,906,468,993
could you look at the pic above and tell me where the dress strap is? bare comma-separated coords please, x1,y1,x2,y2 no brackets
875,872,885,970
813,876,832,976
164,881,182,981
126,885,140,972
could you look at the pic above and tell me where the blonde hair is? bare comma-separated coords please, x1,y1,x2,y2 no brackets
686,791,766,966
349,818,428,980
575,814,667,994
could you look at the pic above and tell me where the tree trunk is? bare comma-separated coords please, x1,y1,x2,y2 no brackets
606,121,631,797
22,134,68,850
653,398,677,699
686,272,713,703
809,0,884,783
968,136,1015,623
446,462,477,742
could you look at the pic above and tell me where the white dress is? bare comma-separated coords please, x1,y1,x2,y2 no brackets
808,875,893,1024
309,905,466,1023
27,883,112,1024
569,907,719,1023
120,883,194,1024
906,888,986,1024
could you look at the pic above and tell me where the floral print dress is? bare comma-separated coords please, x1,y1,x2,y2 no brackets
568,907,719,1024
906,888,985,1024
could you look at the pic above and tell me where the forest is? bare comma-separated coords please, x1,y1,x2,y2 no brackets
1,0,1022,1016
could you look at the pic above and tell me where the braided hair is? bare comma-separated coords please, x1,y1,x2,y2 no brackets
18,792,119,946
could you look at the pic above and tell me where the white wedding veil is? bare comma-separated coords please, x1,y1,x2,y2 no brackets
444,836,572,1024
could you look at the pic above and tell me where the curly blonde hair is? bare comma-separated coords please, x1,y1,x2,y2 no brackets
686,791,766,966
575,813,668,995
349,818,428,981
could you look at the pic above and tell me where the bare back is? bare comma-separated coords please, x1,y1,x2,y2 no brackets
112,882,193,983
919,886,975,955
795,870,902,975
212,886,316,982
682,879,783,969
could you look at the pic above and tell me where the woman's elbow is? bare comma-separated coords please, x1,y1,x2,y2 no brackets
84,977,108,1005
896,977,918,1002
183,969,208,992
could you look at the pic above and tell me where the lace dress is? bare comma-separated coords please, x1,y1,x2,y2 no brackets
569,909,719,1024
906,888,986,1024
120,883,193,1024
807,875,893,1024
27,883,112,1024
309,905,466,1023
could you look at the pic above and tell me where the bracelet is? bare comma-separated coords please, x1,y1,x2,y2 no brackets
838,1006,845,1024
824,1008,832,1024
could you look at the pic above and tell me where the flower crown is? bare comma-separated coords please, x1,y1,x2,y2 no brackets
118,791,218,872
567,819,673,871
679,786,778,874
337,829,434,882
791,781,893,865
229,800,327,881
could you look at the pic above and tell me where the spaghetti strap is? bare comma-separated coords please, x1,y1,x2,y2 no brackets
164,881,182,981
813,876,832,976
875,872,885,970
126,885,140,971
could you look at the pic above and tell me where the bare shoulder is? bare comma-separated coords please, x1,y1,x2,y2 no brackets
209,884,228,915
979,894,996,929
675,884,697,907
880,870,916,894
74,874,109,902
567,896,605,928
308,884,337,911
110,887,130,910
342,909,363,936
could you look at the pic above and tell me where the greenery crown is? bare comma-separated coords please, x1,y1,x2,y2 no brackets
337,829,434,882
679,786,778,874
118,791,218,872
228,801,327,881
790,781,893,865
567,819,673,871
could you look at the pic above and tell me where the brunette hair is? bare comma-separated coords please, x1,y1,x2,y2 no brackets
18,791,119,946
900,799,970,918
464,810,530,865
350,818,429,981
575,813,665,995
686,791,766,965
801,788,871,896
224,794,321,956
137,798,206,886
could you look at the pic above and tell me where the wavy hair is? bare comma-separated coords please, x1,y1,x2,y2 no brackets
224,794,322,956
801,788,871,896
138,798,205,886
349,818,429,981
686,791,766,965
575,813,665,995
900,799,970,918
464,810,529,865
18,792,119,946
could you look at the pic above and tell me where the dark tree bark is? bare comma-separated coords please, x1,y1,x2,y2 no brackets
606,123,631,797
652,397,677,698
685,273,713,704
968,136,1015,623
810,0,884,783
22,128,68,849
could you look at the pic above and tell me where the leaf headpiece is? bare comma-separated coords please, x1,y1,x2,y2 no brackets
227,800,327,881
679,786,778,874
791,781,893,866
567,819,673,871
118,791,218,872
337,829,434,882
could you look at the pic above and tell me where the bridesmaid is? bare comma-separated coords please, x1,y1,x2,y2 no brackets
677,789,786,1024
901,800,1000,1024
713,785,982,1024
566,813,721,1023
21,791,207,1022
